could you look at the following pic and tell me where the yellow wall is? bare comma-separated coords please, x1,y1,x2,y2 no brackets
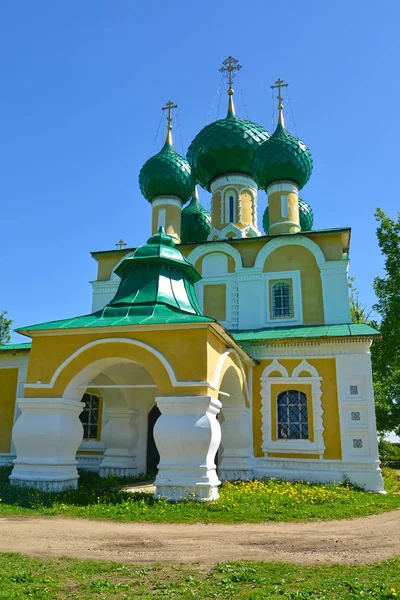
96,252,128,281
203,284,226,321
240,190,253,227
252,357,341,460
211,191,222,228
268,191,300,234
0,368,18,452
263,246,324,325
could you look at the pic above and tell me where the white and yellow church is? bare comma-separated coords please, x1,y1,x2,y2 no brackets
0,60,384,499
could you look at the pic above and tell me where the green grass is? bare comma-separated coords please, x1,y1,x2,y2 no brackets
0,466,399,523
0,553,399,599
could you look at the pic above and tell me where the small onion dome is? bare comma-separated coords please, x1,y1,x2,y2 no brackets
139,139,194,204
262,198,314,233
180,187,211,243
254,122,313,191
187,112,270,192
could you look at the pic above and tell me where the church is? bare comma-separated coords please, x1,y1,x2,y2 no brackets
0,58,384,499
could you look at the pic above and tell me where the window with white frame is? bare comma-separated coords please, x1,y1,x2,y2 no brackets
224,189,237,223
277,389,309,440
272,281,292,318
80,392,101,440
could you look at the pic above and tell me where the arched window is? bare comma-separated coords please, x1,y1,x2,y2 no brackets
80,392,101,440
272,281,292,319
277,390,308,439
229,195,235,222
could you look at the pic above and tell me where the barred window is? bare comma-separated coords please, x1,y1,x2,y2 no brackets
277,390,308,440
272,281,292,318
80,392,100,440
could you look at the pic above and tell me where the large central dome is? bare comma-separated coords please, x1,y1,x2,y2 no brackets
187,109,270,192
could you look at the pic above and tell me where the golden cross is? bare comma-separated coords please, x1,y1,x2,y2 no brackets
271,78,289,107
219,56,242,90
116,239,127,249
162,100,178,131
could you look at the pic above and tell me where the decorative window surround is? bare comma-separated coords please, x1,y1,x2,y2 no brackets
195,275,235,329
260,359,325,457
264,271,302,327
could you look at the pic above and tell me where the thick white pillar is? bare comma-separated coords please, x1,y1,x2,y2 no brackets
9,397,84,490
218,405,253,481
154,395,221,501
99,408,139,477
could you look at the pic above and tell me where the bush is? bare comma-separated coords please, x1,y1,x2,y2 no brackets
379,438,400,461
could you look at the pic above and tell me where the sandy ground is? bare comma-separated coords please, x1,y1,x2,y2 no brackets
0,512,399,566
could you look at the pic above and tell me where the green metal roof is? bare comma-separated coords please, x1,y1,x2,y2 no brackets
18,229,214,335
187,111,270,191
254,123,313,190
139,140,194,203
180,188,211,243
231,323,380,343
0,342,32,352
263,198,314,234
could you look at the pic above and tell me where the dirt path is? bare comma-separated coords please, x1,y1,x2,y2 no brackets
0,512,399,566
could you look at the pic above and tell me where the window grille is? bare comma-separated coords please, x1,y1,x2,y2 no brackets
272,281,292,318
277,390,309,439
349,385,359,395
80,392,100,440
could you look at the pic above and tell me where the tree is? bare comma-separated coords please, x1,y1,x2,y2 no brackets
0,310,12,345
371,208,400,434
348,277,374,325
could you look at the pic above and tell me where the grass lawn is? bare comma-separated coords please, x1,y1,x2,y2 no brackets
0,553,399,599
0,466,399,523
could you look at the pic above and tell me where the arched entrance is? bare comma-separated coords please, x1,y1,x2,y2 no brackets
146,405,161,474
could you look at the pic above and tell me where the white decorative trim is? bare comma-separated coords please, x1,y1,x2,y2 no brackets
210,173,257,193
254,235,326,270
187,242,243,271
210,223,260,240
242,339,372,359
269,220,301,230
151,196,182,208
260,359,325,458
76,454,102,471
266,181,299,195
0,453,14,466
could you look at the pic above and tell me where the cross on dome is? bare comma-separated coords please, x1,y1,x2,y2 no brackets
162,100,178,144
219,56,242,115
271,78,289,126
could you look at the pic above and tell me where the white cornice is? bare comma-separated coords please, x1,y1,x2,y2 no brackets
151,197,182,208
241,338,373,358
267,181,299,195
210,173,257,193
269,220,301,230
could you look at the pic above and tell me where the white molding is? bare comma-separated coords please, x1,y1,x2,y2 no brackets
151,196,182,208
269,220,301,230
186,242,243,271
260,359,325,458
267,181,299,195
210,173,257,192
242,339,373,359
254,235,326,270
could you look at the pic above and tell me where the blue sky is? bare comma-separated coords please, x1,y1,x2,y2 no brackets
1,1,399,342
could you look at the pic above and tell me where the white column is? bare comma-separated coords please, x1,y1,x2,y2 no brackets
218,405,253,481
10,397,84,490
99,408,139,477
154,395,221,501
320,261,351,324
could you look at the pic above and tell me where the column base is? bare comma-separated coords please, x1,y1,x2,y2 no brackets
10,461,79,491
219,468,253,482
155,483,219,501
99,465,137,478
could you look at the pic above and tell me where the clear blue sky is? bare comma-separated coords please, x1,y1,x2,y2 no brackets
1,1,398,342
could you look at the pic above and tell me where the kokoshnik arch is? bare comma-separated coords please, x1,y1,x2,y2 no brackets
0,59,384,499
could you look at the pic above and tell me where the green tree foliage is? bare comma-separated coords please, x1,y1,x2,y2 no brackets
0,310,12,345
371,208,400,434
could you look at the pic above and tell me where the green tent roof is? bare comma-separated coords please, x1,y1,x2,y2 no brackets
0,342,32,352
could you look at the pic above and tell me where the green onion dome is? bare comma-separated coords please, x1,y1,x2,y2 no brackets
254,120,313,190
180,187,211,243
139,138,194,203
262,198,314,233
187,111,270,192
